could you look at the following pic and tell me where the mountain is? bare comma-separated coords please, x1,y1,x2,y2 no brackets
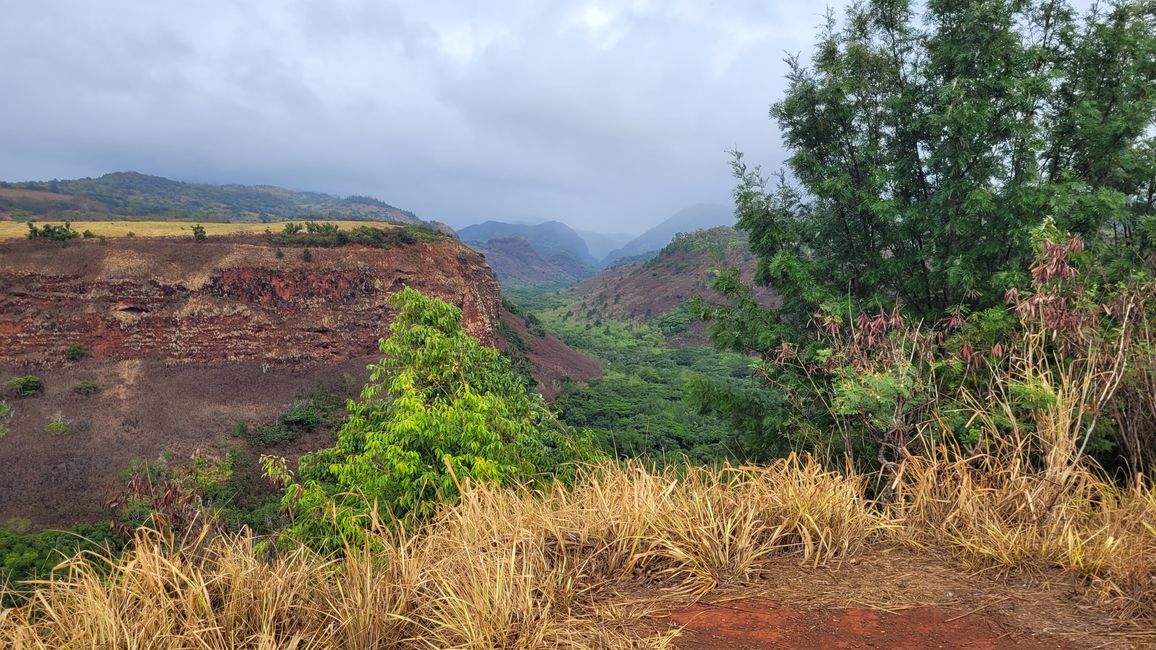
566,226,777,346
0,171,421,224
574,229,634,261
469,237,584,289
458,220,599,279
601,204,734,267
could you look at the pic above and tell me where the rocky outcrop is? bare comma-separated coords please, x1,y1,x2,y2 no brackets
0,235,503,366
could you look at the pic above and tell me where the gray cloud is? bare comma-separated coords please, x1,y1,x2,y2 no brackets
0,0,819,232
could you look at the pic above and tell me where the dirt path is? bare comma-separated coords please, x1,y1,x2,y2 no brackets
662,599,1059,649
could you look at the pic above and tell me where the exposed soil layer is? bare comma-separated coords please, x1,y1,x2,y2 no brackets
499,307,602,400
0,236,601,527
665,600,1057,649
643,550,1150,649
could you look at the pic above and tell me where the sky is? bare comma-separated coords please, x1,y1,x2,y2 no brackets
0,1,821,233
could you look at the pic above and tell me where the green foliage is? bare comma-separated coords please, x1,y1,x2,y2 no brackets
6,375,43,398
728,0,1155,327
0,171,420,224
64,344,87,362
0,522,122,607
191,224,206,240
536,306,764,464
25,221,78,241
301,247,313,262
44,413,70,435
72,380,100,396
235,390,345,449
282,288,595,551
268,223,445,248
81,229,95,238
274,247,284,259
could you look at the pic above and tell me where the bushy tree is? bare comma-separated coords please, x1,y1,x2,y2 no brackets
276,288,594,550
699,0,1156,467
728,0,1154,328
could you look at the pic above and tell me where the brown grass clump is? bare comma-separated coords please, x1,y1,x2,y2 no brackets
1,454,1152,647
0,457,877,649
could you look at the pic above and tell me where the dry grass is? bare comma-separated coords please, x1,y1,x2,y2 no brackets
0,220,394,240
0,454,1151,648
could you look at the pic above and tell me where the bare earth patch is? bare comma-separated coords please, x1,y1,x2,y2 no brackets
642,549,1153,649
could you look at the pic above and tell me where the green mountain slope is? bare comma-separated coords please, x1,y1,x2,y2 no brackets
0,171,420,224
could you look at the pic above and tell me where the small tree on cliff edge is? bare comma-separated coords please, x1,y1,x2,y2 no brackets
272,288,595,551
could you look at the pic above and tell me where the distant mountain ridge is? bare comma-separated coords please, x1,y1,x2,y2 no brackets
458,220,598,270
469,237,586,289
601,203,734,267
0,171,421,224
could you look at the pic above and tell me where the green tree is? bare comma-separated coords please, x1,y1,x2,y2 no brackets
698,0,1156,465
191,224,206,241
725,0,1155,328
278,288,593,551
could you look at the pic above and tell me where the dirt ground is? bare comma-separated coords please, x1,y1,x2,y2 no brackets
645,549,1154,649
0,357,370,527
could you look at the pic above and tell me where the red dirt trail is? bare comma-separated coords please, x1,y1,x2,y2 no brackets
664,599,1061,649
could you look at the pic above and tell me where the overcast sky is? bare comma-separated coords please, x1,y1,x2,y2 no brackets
0,1,821,233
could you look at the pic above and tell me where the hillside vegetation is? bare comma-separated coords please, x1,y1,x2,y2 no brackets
2,0,1155,646
0,171,420,224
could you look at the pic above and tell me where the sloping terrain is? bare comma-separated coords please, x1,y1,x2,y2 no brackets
469,237,583,289
0,234,598,526
459,219,599,276
0,171,420,224
566,226,776,345
602,204,733,266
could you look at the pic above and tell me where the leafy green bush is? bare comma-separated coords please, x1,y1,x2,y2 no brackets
191,224,206,240
6,375,44,398
65,344,87,362
0,522,123,607
302,247,313,262
279,288,597,551
279,402,320,432
25,221,78,241
73,380,101,396
245,423,296,446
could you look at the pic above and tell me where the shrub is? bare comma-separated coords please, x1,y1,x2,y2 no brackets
125,231,135,238
279,402,320,432
72,380,100,396
44,412,70,435
25,221,78,241
246,423,297,447
191,224,206,241
64,344,87,362
233,420,250,438
6,375,43,398
302,247,313,262
274,247,284,259
81,229,95,238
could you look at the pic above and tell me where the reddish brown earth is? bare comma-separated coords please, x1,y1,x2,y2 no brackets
640,551,1149,649
500,307,602,400
567,227,777,346
0,235,600,527
665,600,1057,649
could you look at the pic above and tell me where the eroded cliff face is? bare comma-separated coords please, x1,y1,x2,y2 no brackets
0,235,503,365
0,235,507,527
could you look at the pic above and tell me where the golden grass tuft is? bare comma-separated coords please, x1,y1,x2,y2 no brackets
1,455,1152,647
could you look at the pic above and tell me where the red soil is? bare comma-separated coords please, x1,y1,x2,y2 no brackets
664,599,1060,649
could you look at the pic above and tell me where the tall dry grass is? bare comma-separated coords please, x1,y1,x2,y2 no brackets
2,454,1152,648
0,456,879,649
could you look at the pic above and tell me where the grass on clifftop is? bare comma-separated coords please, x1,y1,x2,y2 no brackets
0,220,399,240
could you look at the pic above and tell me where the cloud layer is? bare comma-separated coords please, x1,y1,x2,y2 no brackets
0,1,819,231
